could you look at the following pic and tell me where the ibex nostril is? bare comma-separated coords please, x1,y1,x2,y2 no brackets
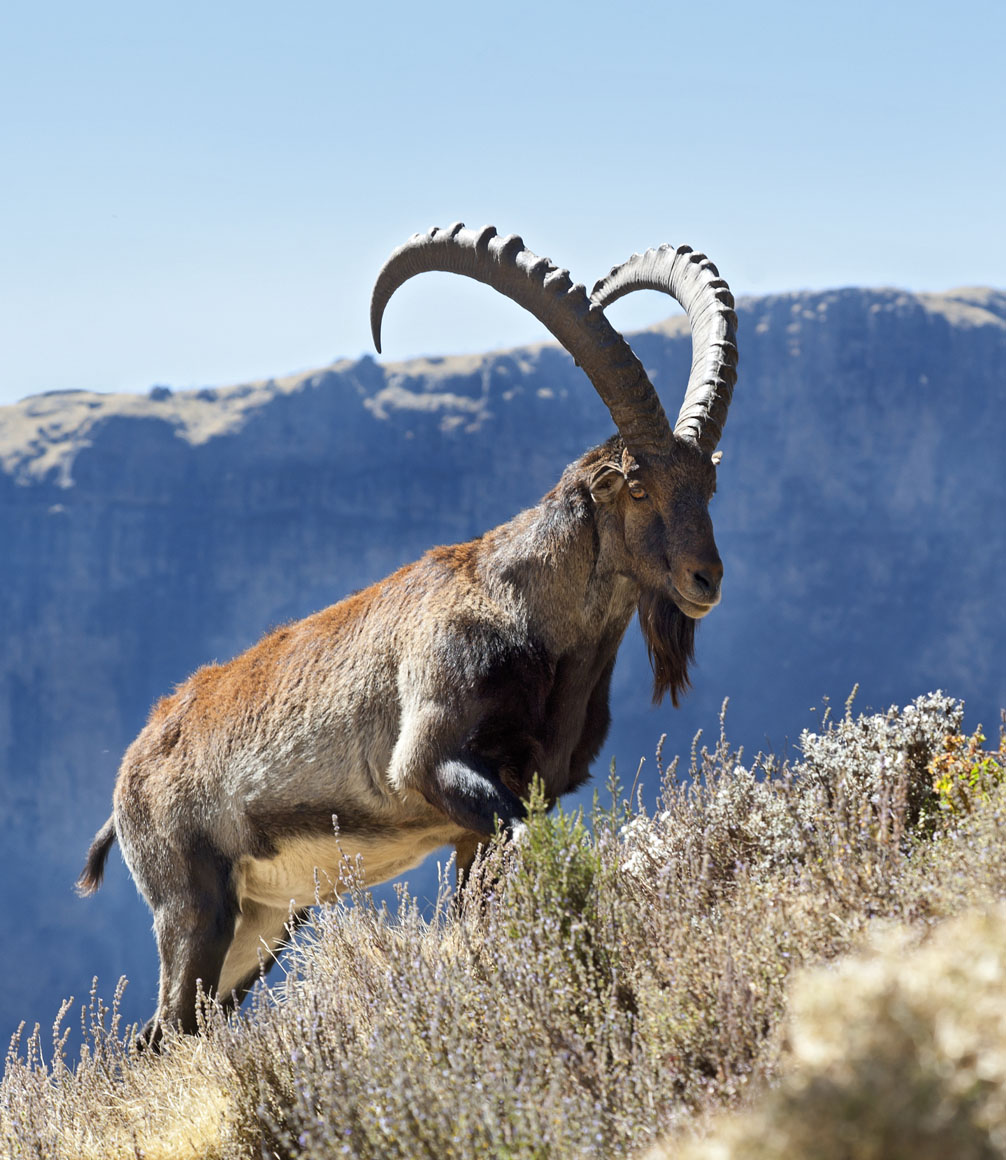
692,563,723,599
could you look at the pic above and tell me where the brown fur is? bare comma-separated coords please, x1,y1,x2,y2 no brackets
79,429,726,1044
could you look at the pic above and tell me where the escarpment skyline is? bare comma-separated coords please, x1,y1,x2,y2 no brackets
2,284,1004,1041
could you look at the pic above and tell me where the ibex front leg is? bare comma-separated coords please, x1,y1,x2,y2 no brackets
390,703,526,837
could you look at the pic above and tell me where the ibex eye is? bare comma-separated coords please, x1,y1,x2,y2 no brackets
627,481,647,500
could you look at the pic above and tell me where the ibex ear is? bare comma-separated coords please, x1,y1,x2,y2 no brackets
589,462,625,505
711,450,723,466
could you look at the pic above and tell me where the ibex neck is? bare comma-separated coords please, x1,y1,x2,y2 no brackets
481,476,637,655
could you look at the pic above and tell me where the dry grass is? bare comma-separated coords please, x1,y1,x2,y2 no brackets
660,907,1006,1160
3,692,1004,1159
1,998,246,1159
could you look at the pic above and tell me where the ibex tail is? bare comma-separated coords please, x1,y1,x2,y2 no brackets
77,816,116,896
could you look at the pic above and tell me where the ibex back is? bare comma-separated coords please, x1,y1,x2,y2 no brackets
78,223,738,1043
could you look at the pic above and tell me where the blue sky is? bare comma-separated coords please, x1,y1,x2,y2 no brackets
3,0,1003,405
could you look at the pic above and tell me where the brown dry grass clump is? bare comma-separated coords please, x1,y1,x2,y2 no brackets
1,989,249,1159
663,908,1006,1160
2,693,1004,1159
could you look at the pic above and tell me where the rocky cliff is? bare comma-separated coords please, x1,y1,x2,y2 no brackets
2,286,1004,1040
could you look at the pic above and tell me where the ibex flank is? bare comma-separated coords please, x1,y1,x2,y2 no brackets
78,223,739,1043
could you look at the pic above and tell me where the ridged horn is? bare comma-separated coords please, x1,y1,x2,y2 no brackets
371,223,673,460
591,245,738,454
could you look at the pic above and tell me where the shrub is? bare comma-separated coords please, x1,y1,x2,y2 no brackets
2,691,1002,1160
930,719,1006,821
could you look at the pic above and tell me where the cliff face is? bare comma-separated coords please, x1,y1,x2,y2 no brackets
2,286,1004,1039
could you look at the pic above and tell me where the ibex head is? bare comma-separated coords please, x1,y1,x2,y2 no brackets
371,225,738,704
588,439,721,613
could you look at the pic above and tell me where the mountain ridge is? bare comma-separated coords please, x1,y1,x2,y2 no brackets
3,285,1003,486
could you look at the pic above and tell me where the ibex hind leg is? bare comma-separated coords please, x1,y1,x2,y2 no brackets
142,838,239,1046
216,902,310,1012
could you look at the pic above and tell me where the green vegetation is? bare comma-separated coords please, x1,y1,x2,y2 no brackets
3,693,1005,1159
930,725,1005,819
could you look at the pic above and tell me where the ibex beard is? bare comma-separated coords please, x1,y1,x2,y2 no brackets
78,223,738,1045
638,590,697,707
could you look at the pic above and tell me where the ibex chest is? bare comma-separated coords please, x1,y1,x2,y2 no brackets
468,629,625,803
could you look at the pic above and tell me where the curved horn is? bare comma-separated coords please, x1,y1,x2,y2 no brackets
591,245,738,454
371,223,673,460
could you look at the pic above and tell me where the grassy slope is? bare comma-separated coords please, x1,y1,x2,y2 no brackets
3,693,1005,1159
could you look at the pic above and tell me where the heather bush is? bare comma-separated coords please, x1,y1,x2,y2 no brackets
619,691,964,912
2,692,1003,1159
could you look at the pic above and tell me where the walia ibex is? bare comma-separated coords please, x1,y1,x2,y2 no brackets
79,223,738,1041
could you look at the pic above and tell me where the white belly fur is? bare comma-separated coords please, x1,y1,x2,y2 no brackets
236,827,463,910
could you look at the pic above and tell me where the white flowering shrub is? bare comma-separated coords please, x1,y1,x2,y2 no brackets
794,690,964,828
619,693,965,901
